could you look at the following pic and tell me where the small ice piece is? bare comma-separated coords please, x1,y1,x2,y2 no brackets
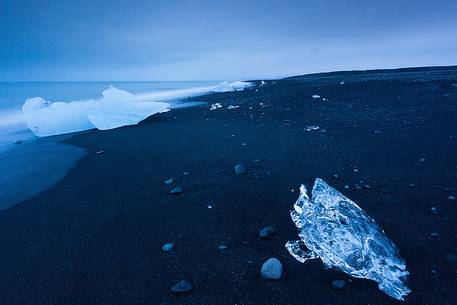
260,80,266,85
210,103,222,110
162,243,175,252
227,105,239,110
304,125,320,131
285,179,410,300
164,178,175,185
312,95,321,99
340,81,345,85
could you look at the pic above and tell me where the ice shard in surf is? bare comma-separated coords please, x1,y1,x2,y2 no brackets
285,178,410,300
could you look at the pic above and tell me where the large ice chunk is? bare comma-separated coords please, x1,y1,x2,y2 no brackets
22,81,252,137
87,86,169,130
285,179,410,300
22,97,97,137
22,87,169,137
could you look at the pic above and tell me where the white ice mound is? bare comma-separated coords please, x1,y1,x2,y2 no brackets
285,179,410,300
22,97,97,137
23,81,251,137
87,86,169,130
211,80,252,92
22,87,169,137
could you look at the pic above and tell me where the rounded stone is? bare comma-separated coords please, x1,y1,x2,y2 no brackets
332,279,346,290
170,186,183,194
234,164,246,175
259,226,276,239
171,279,193,293
260,258,283,280
162,243,175,252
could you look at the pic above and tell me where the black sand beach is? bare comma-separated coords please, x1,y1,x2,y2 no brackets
1,66,457,304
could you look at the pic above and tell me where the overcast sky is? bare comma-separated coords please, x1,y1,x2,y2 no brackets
1,0,456,81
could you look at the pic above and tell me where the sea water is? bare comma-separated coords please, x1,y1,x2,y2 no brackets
0,81,222,209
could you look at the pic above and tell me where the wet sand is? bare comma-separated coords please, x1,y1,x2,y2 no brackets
0,66,456,304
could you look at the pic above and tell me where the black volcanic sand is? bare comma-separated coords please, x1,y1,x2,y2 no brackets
1,67,457,305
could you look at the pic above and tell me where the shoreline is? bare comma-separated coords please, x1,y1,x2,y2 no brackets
0,68,456,304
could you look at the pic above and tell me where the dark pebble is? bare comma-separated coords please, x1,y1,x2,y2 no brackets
234,164,246,175
259,226,276,239
332,279,346,290
171,279,193,293
170,187,183,194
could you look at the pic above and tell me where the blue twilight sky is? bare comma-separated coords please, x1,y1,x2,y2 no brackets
1,0,456,81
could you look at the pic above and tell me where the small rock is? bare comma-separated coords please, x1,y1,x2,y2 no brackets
344,185,350,189
419,158,426,162
171,279,193,293
444,252,457,264
353,168,359,173
332,174,339,179
332,279,346,290
448,195,456,201
162,243,175,252
13,140,23,145
260,258,283,280
207,204,213,209
170,187,183,194
218,245,228,250
259,226,276,239
234,164,246,175
165,178,175,185
430,207,438,214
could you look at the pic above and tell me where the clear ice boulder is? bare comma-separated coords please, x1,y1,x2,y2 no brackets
285,178,410,300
